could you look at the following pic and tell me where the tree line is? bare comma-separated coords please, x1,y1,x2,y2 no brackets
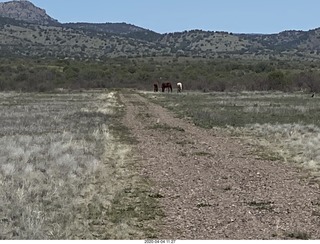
1,57,320,93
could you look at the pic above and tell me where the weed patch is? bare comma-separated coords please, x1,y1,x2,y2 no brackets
286,231,310,240
148,123,185,132
192,151,214,157
248,201,274,211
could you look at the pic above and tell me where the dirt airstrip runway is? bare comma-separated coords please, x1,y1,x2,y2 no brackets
120,91,320,240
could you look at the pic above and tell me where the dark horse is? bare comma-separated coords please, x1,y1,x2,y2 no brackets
153,83,159,92
162,82,172,92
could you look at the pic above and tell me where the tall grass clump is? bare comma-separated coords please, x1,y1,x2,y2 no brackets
0,132,101,239
243,123,320,176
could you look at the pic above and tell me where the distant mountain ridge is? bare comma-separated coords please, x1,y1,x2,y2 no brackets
0,0,320,61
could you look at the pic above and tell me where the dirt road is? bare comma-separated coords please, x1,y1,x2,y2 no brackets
120,91,320,240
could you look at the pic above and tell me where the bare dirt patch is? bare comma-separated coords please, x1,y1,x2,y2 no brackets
120,91,320,240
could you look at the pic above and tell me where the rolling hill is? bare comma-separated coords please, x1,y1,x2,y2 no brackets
1,0,320,61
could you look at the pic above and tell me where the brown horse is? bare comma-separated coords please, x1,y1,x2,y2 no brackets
162,82,172,92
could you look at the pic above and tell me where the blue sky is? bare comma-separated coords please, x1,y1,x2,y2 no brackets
3,0,320,34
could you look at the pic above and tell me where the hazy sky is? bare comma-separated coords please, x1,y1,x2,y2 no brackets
3,0,320,34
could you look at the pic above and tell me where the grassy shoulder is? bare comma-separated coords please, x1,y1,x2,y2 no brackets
0,90,162,239
141,91,320,180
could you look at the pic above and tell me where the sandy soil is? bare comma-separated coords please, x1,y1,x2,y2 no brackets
120,92,320,240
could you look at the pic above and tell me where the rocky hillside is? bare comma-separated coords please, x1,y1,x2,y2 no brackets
0,0,58,25
0,0,320,61
0,16,163,59
157,29,320,60
64,22,162,42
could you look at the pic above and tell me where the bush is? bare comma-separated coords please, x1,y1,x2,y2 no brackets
266,70,288,90
295,71,320,92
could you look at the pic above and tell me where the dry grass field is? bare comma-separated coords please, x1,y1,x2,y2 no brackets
2,89,320,240
0,90,160,239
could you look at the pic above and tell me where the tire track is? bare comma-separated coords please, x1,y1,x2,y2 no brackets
121,91,320,240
